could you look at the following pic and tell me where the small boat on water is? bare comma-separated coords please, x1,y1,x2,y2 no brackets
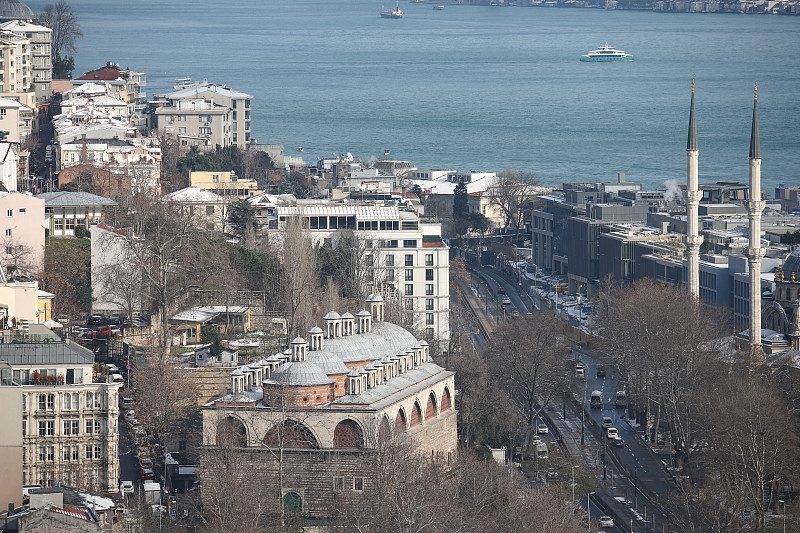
380,2,404,18
580,43,633,62
433,4,445,9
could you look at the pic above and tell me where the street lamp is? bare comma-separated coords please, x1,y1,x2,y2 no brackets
588,491,596,530
779,499,786,533
571,465,580,514
581,378,587,445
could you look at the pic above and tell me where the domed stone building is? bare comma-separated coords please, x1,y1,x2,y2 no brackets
201,294,456,520
0,0,35,22
764,248,800,350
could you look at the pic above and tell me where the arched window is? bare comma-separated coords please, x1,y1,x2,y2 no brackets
425,392,437,420
441,387,452,412
263,420,319,449
395,410,407,434
283,492,302,516
409,401,422,428
379,416,392,443
216,416,247,447
333,419,364,448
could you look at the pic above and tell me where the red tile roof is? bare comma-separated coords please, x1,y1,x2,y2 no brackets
76,67,123,81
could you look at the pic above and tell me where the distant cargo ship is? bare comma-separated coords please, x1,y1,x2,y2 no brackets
580,44,634,62
380,3,404,17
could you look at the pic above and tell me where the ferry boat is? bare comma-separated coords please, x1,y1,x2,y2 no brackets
380,3,404,17
579,44,633,62
433,4,445,9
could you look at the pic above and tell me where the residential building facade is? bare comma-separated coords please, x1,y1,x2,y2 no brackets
0,20,51,103
0,191,44,275
36,191,117,238
189,170,261,199
0,336,122,493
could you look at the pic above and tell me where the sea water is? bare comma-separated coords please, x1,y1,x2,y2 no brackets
28,0,800,191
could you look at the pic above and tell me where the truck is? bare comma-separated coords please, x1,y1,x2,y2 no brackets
590,390,602,408
143,482,161,505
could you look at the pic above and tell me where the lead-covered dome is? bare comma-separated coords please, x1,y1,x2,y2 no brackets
0,0,35,21
266,361,333,386
782,248,800,280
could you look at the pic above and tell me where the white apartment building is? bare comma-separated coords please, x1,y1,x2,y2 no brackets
73,62,147,128
162,82,252,147
0,20,51,103
153,97,231,150
269,204,450,341
0,336,122,494
0,31,34,109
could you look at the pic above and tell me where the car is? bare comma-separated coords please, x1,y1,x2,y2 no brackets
92,326,116,339
613,436,624,447
502,297,511,305
606,427,619,440
121,396,134,409
546,468,560,479
124,409,136,420
510,308,520,318
537,423,549,434
598,516,614,528
108,313,122,325
141,468,155,482
596,365,607,378
120,480,134,494
86,314,104,326
601,416,612,429
497,287,506,294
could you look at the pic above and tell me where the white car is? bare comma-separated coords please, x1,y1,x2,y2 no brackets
537,423,549,434
598,515,614,528
606,427,618,439
120,480,134,494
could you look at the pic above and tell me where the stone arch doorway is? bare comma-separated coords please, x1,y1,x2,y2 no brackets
216,416,247,447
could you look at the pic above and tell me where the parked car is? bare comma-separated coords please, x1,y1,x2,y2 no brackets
141,468,155,482
120,480,134,494
87,314,104,326
606,427,619,440
121,396,134,409
598,516,614,528
92,326,116,339
537,422,549,434
107,313,121,325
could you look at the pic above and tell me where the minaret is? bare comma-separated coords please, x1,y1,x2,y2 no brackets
745,84,765,357
685,79,703,300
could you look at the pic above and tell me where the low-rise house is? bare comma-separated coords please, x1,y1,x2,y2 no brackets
170,305,251,345
36,191,117,238
162,187,229,232
73,62,147,128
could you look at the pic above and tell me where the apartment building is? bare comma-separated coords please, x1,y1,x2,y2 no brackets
270,203,450,340
0,30,34,108
189,170,261,199
0,20,51,103
0,191,44,275
162,82,252,147
0,335,122,496
74,62,147,127
153,97,231,150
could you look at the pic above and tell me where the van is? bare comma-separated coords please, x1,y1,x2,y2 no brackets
575,367,585,380
614,391,627,408
601,416,612,429
535,441,549,460
590,390,602,408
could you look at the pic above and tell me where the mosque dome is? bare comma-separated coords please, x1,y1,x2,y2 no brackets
268,361,333,386
781,248,800,281
0,0,35,21
307,351,349,375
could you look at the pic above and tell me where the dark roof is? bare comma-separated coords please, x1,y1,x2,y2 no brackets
35,191,117,207
76,66,123,81
0,341,94,366
0,0,35,21
782,248,800,277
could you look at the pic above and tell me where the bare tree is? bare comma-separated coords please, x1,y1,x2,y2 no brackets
485,311,570,447
37,1,83,78
489,168,541,244
279,216,317,337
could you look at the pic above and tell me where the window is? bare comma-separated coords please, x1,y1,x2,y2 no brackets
4,228,10,237
405,299,414,311
47,421,54,436
404,254,413,266
425,254,434,266
47,394,54,410
405,269,413,281
426,327,435,338
86,445,102,460
65,218,75,231
64,420,79,435
22,420,25,436
0,109,6,116
333,477,344,491
199,127,212,135
39,446,47,461
206,205,214,215
39,421,46,436
426,284,434,296
426,298,434,310
178,115,186,122
178,127,186,134
85,419,100,434
353,477,364,491
21,393,26,410
6,247,12,255
403,239,417,248
94,446,101,459
199,115,211,123
426,313,435,325
365,254,374,267
38,394,46,410
6,209,11,216
385,255,394,267
54,219,64,232
425,269,434,281
405,284,413,296
386,269,395,282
